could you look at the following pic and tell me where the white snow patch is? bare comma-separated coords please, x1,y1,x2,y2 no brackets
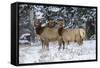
19,40,29,44
20,33,30,39
48,7,61,12
19,40,96,64
35,11,44,19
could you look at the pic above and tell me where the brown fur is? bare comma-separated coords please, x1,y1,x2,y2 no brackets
79,28,86,40
35,26,45,35
34,19,86,50
55,20,64,36
62,29,83,43
35,22,62,50
47,20,56,28
58,27,64,36
60,28,86,49
40,27,62,49
55,21,86,49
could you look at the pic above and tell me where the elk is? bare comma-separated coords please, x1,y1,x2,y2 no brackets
33,19,86,50
55,21,86,49
34,20,62,50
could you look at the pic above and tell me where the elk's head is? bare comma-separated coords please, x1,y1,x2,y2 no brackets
47,20,57,28
33,19,42,28
55,19,64,29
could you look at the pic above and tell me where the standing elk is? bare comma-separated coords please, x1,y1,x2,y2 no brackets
56,22,86,49
34,20,62,50
33,19,86,50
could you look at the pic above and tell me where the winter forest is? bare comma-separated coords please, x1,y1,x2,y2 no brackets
19,4,97,64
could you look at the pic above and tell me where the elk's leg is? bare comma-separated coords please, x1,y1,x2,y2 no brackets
64,40,69,49
78,42,82,45
46,42,49,50
74,40,76,42
62,41,65,50
78,40,83,46
81,39,83,44
79,40,83,45
78,37,83,45
67,40,69,45
58,40,62,50
44,40,49,50
41,39,44,49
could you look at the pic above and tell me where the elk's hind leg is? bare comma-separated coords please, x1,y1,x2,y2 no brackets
78,40,83,46
78,36,83,46
58,40,62,50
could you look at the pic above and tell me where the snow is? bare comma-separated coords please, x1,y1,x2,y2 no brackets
19,33,31,44
41,23,47,27
20,33,30,39
19,40,96,64
19,40,29,44
34,5,44,11
90,34,96,40
18,4,96,64
48,7,61,12
35,11,44,19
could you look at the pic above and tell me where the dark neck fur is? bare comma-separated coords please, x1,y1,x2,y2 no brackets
58,27,64,36
36,26,45,35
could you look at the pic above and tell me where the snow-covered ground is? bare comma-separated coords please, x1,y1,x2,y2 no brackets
19,40,96,64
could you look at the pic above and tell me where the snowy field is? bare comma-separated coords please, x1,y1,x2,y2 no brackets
19,40,96,64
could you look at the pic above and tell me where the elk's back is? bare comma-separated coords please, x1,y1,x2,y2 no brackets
41,27,60,41
62,29,80,42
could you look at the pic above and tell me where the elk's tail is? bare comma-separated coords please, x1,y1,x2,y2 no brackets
79,29,86,40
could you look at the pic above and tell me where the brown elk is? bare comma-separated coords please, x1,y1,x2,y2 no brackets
34,20,62,50
56,22,86,49
33,19,86,50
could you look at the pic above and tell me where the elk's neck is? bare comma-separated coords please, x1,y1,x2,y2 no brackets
58,27,64,36
35,26,45,35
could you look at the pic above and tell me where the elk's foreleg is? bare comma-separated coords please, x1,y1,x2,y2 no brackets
41,39,44,49
43,39,49,50
62,40,65,49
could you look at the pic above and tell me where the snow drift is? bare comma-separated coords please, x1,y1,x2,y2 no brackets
19,40,96,64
